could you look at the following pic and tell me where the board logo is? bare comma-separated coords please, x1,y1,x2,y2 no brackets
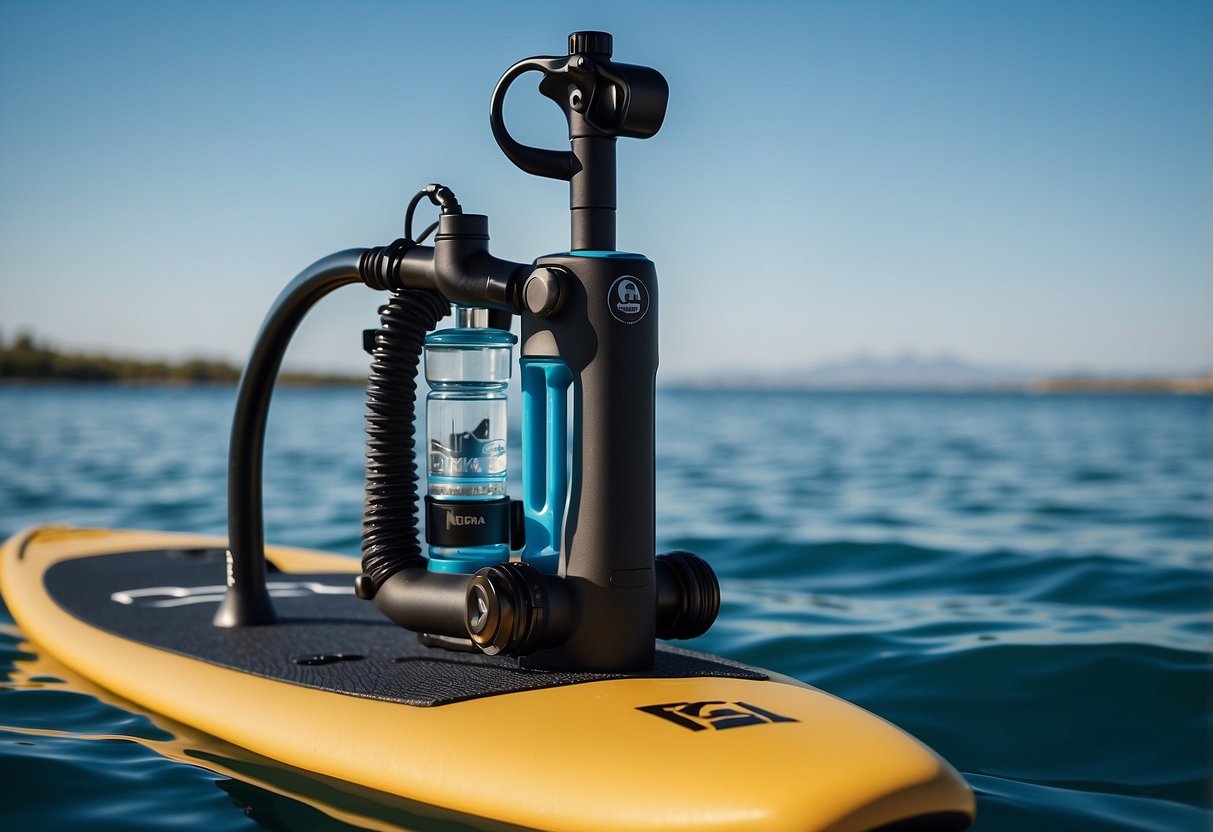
608,275,649,324
111,581,352,609
636,700,798,732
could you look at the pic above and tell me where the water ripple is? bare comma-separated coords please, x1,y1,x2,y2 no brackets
0,386,1209,830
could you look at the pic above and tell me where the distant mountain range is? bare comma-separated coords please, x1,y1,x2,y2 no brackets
782,353,1034,389
667,353,1213,393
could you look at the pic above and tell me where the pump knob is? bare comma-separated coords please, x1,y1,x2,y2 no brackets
523,267,568,318
569,31,612,57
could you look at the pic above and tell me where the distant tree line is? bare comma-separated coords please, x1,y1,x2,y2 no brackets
1030,375,1213,395
0,331,360,385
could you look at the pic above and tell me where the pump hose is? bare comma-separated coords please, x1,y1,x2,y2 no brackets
360,289,450,590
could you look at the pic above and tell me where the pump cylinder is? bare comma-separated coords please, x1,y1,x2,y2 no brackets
519,252,659,672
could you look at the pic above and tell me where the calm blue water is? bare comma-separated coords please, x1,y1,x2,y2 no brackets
0,385,1209,830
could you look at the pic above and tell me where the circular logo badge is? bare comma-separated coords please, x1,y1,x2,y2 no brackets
608,275,649,325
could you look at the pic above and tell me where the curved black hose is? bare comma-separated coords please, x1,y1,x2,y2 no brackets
216,248,368,628
360,289,450,589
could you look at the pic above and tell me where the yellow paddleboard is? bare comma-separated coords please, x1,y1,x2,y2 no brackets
2,525,974,831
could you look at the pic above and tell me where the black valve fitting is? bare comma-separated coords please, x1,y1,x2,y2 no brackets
426,184,462,215
655,551,720,640
358,216,527,313
459,551,717,658
359,239,427,292
465,562,572,656
431,213,527,310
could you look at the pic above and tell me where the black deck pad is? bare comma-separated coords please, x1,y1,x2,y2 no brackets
44,549,766,706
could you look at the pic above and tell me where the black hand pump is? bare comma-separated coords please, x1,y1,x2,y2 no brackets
216,32,719,674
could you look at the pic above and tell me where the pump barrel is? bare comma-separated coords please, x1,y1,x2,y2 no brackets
520,251,658,671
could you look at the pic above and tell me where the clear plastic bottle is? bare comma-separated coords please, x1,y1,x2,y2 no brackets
424,308,515,572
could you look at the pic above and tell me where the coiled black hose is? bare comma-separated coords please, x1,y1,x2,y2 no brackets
360,289,450,590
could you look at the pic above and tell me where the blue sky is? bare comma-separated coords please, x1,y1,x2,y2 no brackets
1,0,1208,377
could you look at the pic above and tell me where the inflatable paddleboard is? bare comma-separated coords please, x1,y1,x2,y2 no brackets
3,525,974,831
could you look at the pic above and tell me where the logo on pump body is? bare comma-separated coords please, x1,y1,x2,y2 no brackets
608,275,649,324
446,511,487,530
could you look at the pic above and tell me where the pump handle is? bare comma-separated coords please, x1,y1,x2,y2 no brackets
489,33,669,182
489,56,576,181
